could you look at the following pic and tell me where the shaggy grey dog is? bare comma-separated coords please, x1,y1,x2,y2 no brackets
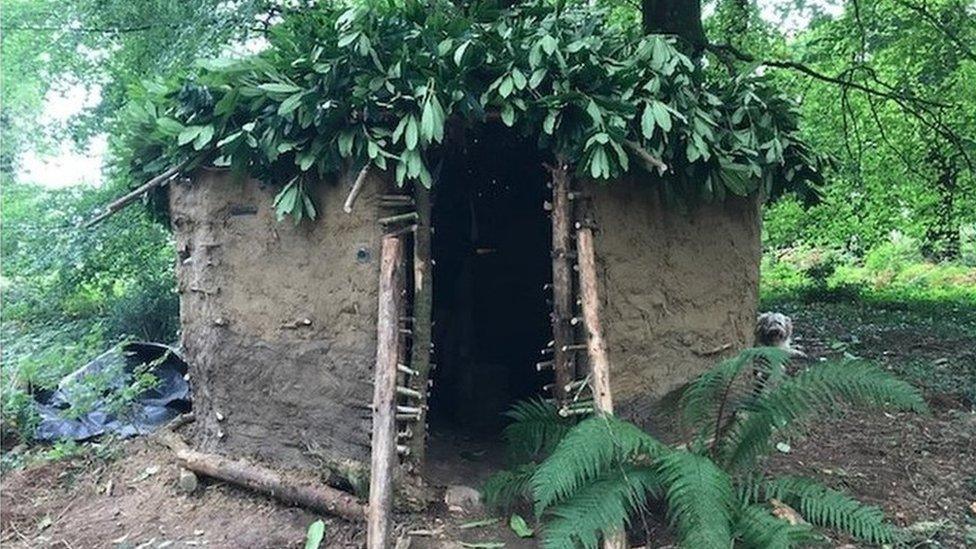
755,312,805,357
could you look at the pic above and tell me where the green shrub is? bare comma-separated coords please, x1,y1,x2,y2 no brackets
485,348,927,548
1,179,178,443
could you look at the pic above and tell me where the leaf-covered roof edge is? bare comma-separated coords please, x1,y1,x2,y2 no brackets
123,0,823,223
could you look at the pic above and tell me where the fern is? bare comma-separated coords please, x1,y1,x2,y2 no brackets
482,463,537,511
531,414,667,515
656,451,737,549
680,347,790,431
734,504,821,549
721,360,927,471
763,476,899,545
540,465,661,549
502,397,574,463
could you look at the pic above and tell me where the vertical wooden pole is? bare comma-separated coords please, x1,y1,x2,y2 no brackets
550,161,575,404
408,185,433,463
576,227,613,414
577,227,626,549
368,235,403,549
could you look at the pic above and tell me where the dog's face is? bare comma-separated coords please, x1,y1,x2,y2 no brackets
756,312,793,348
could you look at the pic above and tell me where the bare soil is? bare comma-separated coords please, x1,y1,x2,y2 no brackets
2,300,974,548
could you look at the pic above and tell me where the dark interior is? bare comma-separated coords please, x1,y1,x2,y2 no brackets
428,126,551,436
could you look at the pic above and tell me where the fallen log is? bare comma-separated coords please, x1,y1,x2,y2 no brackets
157,430,366,522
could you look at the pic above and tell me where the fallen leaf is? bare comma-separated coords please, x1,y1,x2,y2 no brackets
459,518,499,529
509,514,533,538
770,499,806,525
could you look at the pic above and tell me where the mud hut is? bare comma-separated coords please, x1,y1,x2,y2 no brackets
102,3,821,542
170,131,761,474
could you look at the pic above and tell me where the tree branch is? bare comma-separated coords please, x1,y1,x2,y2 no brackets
705,43,949,108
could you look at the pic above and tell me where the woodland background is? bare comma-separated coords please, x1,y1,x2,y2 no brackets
1,0,974,455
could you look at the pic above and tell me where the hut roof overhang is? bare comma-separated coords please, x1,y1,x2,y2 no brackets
119,0,822,224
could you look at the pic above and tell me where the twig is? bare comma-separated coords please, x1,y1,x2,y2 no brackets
83,157,193,228
344,165,371,213
623,140,668,175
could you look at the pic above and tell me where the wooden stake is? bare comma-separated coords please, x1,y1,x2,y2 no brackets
378,212,419,225
576,228,613,413
407,184,434,464
576,227,626,549
549,160,575,403
368,235,404,549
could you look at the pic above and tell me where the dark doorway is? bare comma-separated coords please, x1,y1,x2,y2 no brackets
428,126,551,445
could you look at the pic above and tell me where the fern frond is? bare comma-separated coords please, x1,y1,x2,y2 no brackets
734,503,821,549
531,414,667,515
502,397,574,463
722,360,927,470
540,465,661,549
656,450,736,549
680,347,790,444
482,463,537,511
764,476,899,544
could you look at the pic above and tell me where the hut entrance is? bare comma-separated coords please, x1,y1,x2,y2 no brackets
425,128,550,482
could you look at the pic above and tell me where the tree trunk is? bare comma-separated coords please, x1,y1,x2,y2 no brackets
923,153,960,261
641,0,705,50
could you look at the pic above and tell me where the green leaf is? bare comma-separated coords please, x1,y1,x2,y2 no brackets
278,92,306,116
258,83,302,94
454,41,471,66
501,103,515,127
192,125,214,150
499,76,514,99
541,35,557,55
512,68,527,90
509,514,533,538
543,111,557,135
529,68,547,89
651,101,672,132
586,100,602,125
156,117,185,137
216,131,242,148
405,115,419,150
304,520,325,549
641,103,656,139
177,125,203,146
337,31,360,48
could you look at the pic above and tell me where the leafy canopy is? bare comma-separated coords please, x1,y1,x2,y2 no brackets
125,0,822,222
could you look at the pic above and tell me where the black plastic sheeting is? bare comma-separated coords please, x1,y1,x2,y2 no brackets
33,342,192,442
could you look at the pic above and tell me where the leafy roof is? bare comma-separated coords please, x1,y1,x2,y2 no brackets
125,1,822,222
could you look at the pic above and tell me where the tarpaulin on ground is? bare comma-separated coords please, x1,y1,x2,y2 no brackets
33,341,191,442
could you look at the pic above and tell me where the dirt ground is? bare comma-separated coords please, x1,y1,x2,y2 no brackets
2,299,974,548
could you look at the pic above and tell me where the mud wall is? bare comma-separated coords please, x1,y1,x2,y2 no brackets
582,178,761,436
170,170,385,467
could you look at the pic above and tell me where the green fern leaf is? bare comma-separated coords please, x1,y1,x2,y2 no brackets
722,360,927,470
541,465,661,549
531,414,667,516
680,347,790,445
764,476,899,544
502,398,574,463
656,451,736,549
482,463,537,511
734,503,822,549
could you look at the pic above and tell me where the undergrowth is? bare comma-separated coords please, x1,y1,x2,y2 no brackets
483,348,927,548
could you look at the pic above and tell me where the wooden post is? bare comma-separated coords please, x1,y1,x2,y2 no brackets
577,227,626,549
368,235,404,549
549,161,575,404
407,185,433,463
576,228,613,413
